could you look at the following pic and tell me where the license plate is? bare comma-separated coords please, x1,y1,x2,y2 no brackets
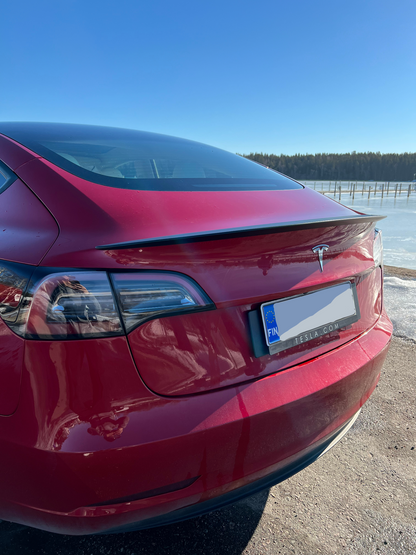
261,282,360,354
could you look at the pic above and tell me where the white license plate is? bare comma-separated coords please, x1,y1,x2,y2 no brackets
261,282,360,354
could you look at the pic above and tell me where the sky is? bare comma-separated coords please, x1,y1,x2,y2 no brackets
1,0,415,155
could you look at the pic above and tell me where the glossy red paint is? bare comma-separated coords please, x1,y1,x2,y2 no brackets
13,158,357,270
0,134,39,170
129,268,382,396
0,126,393,534
0,319,24,415
0,313,391,534
101,221,376,307
0,178,58,265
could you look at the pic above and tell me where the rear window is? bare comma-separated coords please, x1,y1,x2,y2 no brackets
0,123,302,192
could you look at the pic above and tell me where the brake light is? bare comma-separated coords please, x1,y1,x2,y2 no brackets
1,267,214,340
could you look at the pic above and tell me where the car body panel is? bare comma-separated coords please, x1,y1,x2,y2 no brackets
0,178,59,265
0,134,39,171
102,222,377,307
0,313,392,534
128,268,382,395
0,319,25,415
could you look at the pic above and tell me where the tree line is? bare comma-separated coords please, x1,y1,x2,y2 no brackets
242,152,416,181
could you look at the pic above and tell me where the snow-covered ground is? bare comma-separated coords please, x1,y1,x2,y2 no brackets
383,276,416,341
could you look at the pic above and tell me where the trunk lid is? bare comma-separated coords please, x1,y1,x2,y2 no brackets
124,219,382,396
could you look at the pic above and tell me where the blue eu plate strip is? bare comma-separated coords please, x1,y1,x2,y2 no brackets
262,305,280,344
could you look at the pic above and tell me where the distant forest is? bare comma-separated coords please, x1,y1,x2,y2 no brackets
242,152,416,181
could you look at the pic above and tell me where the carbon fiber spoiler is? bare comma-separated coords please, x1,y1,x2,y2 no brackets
96,214,385,250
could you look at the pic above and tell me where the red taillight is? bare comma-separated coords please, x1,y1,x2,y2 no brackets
2,267,214,340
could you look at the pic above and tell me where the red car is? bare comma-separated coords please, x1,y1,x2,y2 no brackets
0,123,391,535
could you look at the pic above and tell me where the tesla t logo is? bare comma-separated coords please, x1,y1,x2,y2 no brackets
312,244,329,272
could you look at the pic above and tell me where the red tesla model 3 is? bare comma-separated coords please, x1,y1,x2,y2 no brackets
0,123,391,534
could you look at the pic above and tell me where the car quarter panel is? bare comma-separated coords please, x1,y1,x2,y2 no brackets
0,134,39,171
0,179,59,265
0,319,25,415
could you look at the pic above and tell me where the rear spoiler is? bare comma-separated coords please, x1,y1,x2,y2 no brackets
96,214,385,250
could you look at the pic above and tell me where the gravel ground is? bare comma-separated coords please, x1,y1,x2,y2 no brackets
0,267,414,555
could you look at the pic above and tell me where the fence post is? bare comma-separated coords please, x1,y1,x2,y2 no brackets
395,184,398,197
368,186,371,199
408,184,412,197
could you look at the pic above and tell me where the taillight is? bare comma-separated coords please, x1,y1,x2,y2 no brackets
0,266,214,340
110,272,213,332
10,271,123,340
373,228,383,268
0,261,33,323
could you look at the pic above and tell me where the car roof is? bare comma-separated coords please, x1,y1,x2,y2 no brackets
0,122,192,147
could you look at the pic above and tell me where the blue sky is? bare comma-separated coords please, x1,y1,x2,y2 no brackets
1,0,415,155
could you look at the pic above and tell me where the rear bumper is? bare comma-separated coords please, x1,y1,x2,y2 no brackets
0,311,392,535
102,408,362,534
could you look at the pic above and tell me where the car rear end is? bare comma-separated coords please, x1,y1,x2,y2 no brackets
0,124,392,534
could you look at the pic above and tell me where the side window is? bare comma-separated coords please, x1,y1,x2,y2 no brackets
0,161,17,194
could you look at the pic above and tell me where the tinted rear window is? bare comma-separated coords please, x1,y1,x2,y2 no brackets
0,123,302,192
